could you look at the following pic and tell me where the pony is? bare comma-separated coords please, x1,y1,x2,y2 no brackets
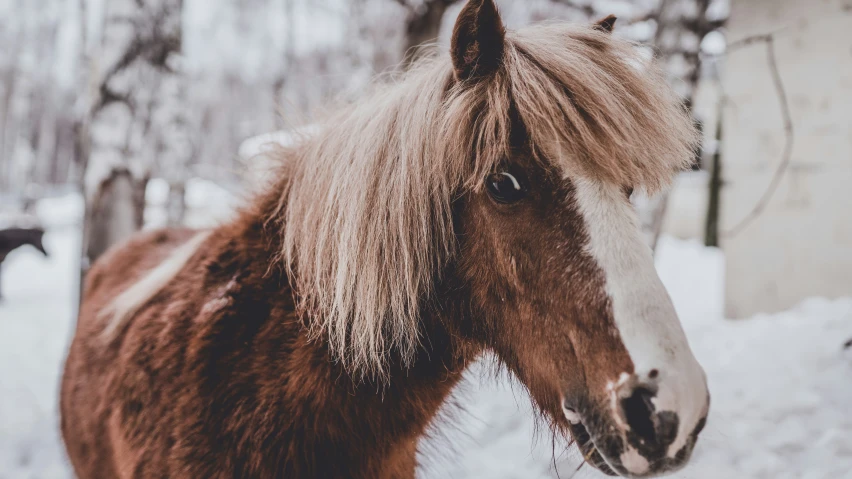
61,1,709,477
0,226,48,300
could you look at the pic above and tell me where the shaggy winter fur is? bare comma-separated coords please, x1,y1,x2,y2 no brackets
62,4,708,477
281,23,698,376
100,231,211,339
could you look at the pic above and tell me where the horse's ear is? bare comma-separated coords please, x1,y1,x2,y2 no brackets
594,14,617,33
450,0,506,82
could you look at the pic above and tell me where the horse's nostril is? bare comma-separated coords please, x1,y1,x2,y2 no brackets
655,411,680,447
621,386,657,444
621,387,683,451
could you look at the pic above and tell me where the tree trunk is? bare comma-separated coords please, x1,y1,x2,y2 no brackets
166,180,186,227
400,0,458,70
704,104,723,247
0,64,18,192
642,0,720,253
82,170,148,270
79,0,184,283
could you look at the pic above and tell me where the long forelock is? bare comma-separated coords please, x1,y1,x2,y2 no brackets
502,24,699,192
280,22,697,377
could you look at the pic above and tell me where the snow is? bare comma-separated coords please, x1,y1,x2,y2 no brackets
0,224,78,479
1,193,851,479
237,126,319,187
237,125,318,161
655,238,852,478
701,30,727,55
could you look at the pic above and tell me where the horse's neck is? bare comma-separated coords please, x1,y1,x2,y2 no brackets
221,204,471,477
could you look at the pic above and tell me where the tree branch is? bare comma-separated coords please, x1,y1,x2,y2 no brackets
723,34,794,237
548,0,595,18
392,0,458,12
726,31,782,51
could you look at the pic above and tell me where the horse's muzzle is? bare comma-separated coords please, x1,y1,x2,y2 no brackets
563,370,710,478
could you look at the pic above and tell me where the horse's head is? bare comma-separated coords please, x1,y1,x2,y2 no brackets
282,1,708,475
444,1,709,476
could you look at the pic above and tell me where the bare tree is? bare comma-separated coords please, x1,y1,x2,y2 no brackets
396,0,461,69
0,35,22,193
642,0,725,251
704,99,722,247
79,0,185,277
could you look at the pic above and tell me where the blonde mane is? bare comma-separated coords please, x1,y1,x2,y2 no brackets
280,22,698,376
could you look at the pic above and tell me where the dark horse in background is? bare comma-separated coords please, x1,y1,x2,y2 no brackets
0,227,47,300
61,1,709,477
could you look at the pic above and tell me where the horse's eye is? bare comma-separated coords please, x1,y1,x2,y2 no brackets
486,171,527,204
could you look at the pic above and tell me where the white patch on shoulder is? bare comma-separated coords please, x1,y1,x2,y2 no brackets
100,231,211,340
198,275,238,320
572,177,708,459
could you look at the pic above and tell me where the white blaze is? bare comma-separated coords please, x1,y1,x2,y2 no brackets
572,177,708,460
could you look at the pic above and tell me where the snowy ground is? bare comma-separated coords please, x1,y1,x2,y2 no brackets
1,192,851,479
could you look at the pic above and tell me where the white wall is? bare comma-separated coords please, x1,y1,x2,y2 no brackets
722,0,852,318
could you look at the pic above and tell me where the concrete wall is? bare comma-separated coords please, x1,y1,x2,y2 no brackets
722,0,852,317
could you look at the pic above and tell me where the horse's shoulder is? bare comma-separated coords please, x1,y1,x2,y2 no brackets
84,228,196,297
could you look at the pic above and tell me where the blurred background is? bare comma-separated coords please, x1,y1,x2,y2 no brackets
1,0,850,478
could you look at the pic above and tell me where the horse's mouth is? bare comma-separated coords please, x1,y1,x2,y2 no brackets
568,421,617,476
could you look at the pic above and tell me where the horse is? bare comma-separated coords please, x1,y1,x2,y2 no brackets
0,226,48,300
61,1,709,477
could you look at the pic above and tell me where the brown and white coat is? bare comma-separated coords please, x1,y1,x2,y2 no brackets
61,2,708,477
